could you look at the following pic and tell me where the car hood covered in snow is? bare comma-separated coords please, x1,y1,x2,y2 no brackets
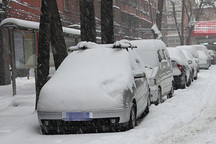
37,46,135,112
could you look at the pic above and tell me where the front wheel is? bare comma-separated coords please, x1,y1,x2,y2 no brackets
128,104,136,130
155,88,162,105
167,84,174,98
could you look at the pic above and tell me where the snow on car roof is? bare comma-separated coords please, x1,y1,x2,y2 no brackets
130,39,166,67
38,45,137,112
197,50,208,59
176,45,199,58
167,48,188,66
180,49,194,60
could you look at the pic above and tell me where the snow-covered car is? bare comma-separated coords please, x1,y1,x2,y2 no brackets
130,39,174,105
179,49,198,81
197,50,211,69
37,41,150,134
178,45,200,72
208,50,216,65
167,48,191,89
193,45,211,67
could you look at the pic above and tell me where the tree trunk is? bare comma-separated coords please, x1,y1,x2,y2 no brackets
152,0,164,39
186,26,194,45
101,0,114,44
36,0,67,109
181,0,185,45
50,0,68,70
36,0,51,109
80,0,96,42
0,0,10,85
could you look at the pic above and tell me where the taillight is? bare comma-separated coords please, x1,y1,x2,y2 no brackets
177,64,183,72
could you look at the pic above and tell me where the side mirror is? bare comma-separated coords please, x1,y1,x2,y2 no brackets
160,60,168,68
134,72,146,79
188,60,192,64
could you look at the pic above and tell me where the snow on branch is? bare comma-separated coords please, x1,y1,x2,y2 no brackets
151,24,162,40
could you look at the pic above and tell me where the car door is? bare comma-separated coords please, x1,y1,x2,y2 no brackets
132,53,149,117
161,49,173,94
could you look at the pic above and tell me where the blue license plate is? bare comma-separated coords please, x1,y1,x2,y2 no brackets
62,112,92,121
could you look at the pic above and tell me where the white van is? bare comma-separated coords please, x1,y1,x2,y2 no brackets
130,39,174,105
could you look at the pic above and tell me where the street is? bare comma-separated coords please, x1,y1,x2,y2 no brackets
1,66,216,144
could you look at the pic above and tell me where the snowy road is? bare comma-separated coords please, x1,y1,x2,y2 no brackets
1,66,216,144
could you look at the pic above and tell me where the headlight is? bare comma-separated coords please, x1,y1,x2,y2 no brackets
149,78,157,86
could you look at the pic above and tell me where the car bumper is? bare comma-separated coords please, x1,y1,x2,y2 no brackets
37,107,131,126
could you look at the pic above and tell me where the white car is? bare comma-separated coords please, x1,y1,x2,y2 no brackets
37,41,150,134
180,49,198,80
208,50,216,65
167,48,191,89
197,50,210,69
178,45,200,72
130,39,174,105
193,45,211,68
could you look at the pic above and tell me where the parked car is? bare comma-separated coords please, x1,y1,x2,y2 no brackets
178,45,200,72
193,45,211,67
179,49,198,81
197,50,210,69
167,48,191,89
208,50,216,65
130,39,174,105
37,41,150,134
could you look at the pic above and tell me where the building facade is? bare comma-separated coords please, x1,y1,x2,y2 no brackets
166,0,188,47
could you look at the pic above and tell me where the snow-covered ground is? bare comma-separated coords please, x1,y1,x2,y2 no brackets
1,66,216,144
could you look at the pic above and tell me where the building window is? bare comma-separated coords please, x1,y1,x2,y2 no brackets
64,0,69,12
96,0,100,17
74,0,79,12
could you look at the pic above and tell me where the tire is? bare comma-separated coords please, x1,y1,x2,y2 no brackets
40,125,49,135
186,74,192,87
167,84,174,99
155,88,162,105
141,93,150,118
180,76,186,89
191,71,194,82
128,104,136,130
194,75,198,80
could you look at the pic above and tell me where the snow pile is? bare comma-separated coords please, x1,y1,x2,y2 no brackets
38,47,134,112
151,24,162,39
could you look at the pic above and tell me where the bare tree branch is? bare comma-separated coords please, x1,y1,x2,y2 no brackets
171,1,182,43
